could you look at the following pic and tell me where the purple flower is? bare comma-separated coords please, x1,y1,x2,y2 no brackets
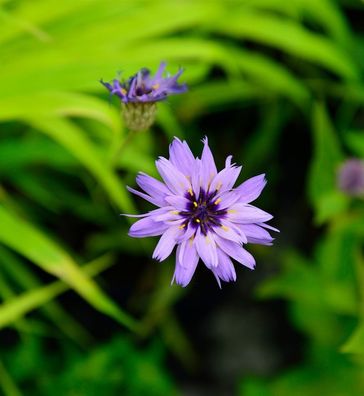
337,158,364,197
100,62,187,103
126,137,278,287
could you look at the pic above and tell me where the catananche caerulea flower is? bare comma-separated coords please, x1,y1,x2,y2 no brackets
101,61,187,103
126,137,278,287
101,62,187,131
337,158,364,197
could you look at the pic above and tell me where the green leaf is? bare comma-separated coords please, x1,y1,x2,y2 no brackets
256,251,322,305
345,130,364,157
0,253,114,330
29,117,135,213
0,205,137,331
307,103,344,223
299,0,352,47
123,37,309,104
178,80,263,120
0,92,122,133
0,359,22,396
0,246,93,346
212,9,358,80
341,321,364,354
315,191,350,224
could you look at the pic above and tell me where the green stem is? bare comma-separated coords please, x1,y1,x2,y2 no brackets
0,360,23,396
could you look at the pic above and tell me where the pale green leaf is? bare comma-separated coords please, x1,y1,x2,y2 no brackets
0,205,137,330
0,253,114,331
28,117,135,213
212,10,358,80
341,321,364,354
0,246,93,346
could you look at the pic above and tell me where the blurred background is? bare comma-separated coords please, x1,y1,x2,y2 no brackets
0,0,364,395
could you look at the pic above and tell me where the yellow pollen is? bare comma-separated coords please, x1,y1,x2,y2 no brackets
121,88,127,95
221,225,229,231
179,224,186,229
214,198,222,205
152,83,160,90
195,219,200,223
228,209,236,214
205,237,211,244
216,182,222,191
188,188,193,196
171,210,179,215
193,201,198,207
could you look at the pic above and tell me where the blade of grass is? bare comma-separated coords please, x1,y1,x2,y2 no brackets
307,102,344,222
0,253,124,330
0,359,22,396
0,271,30,336
0,205,137,331
177,80,265,120
29,117,135,213
0,246,93,346
212,10,358,80
0,92,121,133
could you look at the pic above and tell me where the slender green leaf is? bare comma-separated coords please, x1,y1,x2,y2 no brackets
342,321,364,353
0,92,121,133
308,103,344,222
212,10,358,80
0,253,115,330
29,117,135,213
345,130,364,157
0,246,93,346
0,359,22,396
178,80,264,120
0,205,137,330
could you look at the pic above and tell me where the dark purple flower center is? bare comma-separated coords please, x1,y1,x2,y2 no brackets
179,189,227,235
135,85,152,96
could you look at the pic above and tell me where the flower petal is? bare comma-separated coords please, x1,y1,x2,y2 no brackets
129,217,168,238
214,190,240,209
260,223,280,233
176,222,196,242
212,249,236,283
153,61,167,80
215,235,256,269
152,226,180,262
165,195,190,211
213,220,247,244
173,240,199,287
169,138,196,175
238,224,274,245
194,229,218,268
235,174,267,203
127,186,161,207
209,165,242,193
156,157,190,195
200,137,217,190
152,209,181,222
136,172,169,204
227,203,273,223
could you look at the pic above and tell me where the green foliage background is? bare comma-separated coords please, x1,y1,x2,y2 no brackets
0,0,364,395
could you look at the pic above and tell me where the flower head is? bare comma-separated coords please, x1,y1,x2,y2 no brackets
126,137,278,287
101,62,186,131
337,158,364,197
100,61,187,103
